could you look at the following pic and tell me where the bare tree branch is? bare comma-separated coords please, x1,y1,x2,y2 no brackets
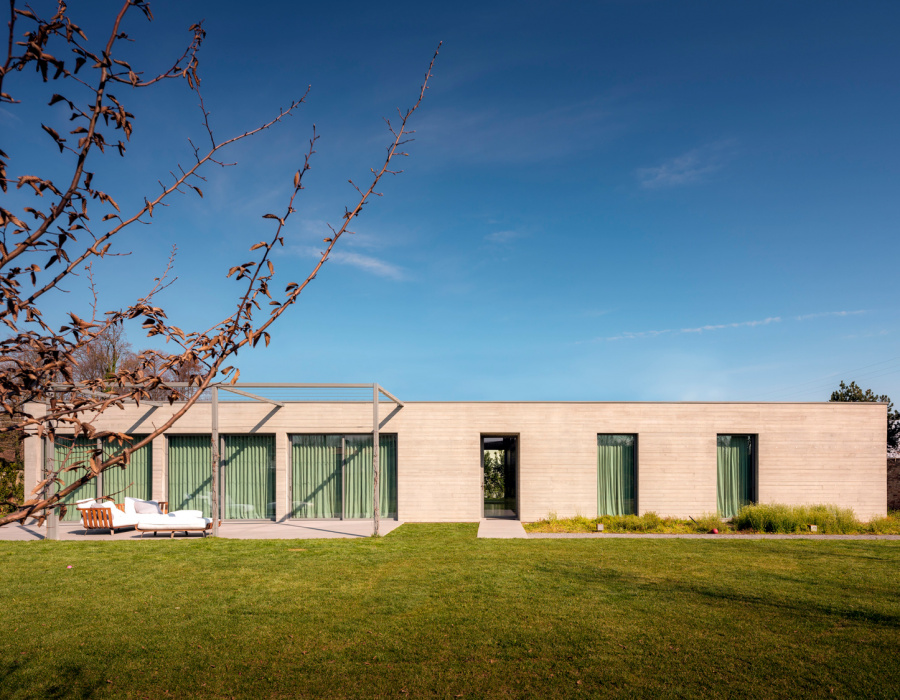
0,1,439,526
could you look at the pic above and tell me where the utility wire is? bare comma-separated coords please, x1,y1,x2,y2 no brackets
758,355,900,401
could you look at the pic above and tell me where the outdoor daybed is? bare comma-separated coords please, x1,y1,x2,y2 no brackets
136,511,214,538
76,497,213,537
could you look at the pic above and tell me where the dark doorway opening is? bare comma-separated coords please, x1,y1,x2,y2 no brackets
482,435,518,519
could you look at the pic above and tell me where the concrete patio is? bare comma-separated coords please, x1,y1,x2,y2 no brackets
477,518,528,539
0,519,405,541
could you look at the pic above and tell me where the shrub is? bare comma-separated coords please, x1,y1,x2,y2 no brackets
0,459,23,517
734,503,859,534
525,504,896,535
862,511,900,535
642,511,662,529
687,513,723,533
597,512,669,533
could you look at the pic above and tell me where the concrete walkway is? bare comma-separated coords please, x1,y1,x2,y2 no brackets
528,532,900,540
0,519,404,541
477,519,528,539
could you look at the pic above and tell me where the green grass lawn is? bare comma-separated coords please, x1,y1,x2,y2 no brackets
2,524,899,699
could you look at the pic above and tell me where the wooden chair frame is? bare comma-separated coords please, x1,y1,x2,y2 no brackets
80,501,169,535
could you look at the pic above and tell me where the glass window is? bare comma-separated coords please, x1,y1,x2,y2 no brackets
597,434,637,516
717,434,756,518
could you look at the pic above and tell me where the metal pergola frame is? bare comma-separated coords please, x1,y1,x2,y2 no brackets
43,382,404,538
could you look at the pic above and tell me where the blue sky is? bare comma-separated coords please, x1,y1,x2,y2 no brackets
4,0,899,401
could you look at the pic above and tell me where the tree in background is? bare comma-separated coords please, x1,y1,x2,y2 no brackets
483,450,505,500
0,1,438,526
71,324,199,398
70,324,135,385
830,381,900,454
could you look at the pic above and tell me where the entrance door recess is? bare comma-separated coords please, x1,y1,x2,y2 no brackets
482,435,518,519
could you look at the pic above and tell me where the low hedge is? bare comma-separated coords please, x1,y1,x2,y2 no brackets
525,504,900,535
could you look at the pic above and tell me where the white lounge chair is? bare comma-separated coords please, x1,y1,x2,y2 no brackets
76,498,141,534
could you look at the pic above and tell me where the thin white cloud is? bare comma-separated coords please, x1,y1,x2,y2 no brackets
485,230,521,244
593,310,865,343
0,107,21,124
601,316,780,342
795,310,866,321
287,245,405,280
581,309,614,318
415,98,621,165
681,317,781,334
281,219,407,280
328,250,405,280
636,140,736,189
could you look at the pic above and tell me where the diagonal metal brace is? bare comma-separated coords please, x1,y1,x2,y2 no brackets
217,386,285,407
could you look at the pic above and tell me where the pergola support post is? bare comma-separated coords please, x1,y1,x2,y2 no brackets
211,386,220,537
44,436,58,540
373,383,380,537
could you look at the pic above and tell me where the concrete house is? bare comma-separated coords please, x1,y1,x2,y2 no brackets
23,384,888,523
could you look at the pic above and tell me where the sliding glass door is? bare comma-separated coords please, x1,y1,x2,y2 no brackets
102,436,153,504
169,435,276,520
54,437,98,521
344,435,398,519
168,435,212,517
223,435,276,520
291,435,342,518
291,434,398,519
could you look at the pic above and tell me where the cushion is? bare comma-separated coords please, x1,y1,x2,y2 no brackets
136,516,210,530
75,499,96,510
113,513,140,527
170,510,203,519
133,499,162,515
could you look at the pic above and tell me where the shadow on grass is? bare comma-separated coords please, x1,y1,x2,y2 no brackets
661,578,900,629
1,656,109,700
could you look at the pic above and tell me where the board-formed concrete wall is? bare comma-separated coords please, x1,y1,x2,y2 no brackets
23,400,888,521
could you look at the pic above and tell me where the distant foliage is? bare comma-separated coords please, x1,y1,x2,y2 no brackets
483,450,505,500
0,460,23,516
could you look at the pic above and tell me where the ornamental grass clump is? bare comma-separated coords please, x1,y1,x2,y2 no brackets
734,503,859,534
864,511,900,534
598,512,666,533
687,513,725,534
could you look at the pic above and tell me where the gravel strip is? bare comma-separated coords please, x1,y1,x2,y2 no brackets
527,532,900,540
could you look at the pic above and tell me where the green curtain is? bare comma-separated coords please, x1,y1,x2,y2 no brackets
54,437,98,521
291,435,342,518
102,436,153,503
223,435,275,520
344,435,398,519
717,435,752,518
597,434,636,516
168,435,212,517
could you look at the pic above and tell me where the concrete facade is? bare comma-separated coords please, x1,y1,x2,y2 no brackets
24,399,889,521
